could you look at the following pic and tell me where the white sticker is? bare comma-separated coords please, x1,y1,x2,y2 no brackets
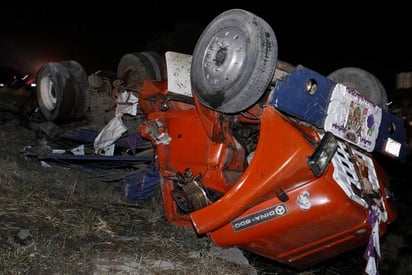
165,51,193,97
324,84,382,152
296,191,311,210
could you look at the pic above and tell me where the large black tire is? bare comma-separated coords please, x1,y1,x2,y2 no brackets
190,9,278,113
36,60,89,122
60,60,90,120
328,67,388,110
117,51,166,84
37,62,71,121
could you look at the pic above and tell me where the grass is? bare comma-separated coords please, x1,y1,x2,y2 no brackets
0,125,258,274
1,107,411,274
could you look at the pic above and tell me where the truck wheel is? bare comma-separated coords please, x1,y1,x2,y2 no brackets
328,67,388,110
117,51,165,84
36,61,89,122
60,60,90,120
190,9,278,113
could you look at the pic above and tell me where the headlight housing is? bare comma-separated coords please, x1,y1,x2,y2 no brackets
308,131,338,177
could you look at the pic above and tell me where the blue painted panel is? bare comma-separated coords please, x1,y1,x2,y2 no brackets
271,66,336,128
375,111,407,161
270,65,407,161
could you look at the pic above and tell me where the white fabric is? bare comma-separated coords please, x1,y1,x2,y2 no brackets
365,256,377,275
93,114,127,154
115,91,139,116
70,144,85,156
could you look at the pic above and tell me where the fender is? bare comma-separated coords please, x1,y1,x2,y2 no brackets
190,105,316,234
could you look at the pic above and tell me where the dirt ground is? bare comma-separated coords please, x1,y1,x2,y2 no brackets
1,87,411,275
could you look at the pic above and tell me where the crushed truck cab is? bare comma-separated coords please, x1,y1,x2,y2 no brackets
121,9,406,271
31,8,407,272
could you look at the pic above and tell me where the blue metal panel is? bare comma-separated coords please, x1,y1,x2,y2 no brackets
375,111,407,161
270,66,336,128
270,65,407,161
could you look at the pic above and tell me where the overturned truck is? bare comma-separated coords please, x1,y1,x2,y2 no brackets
35,9,407,272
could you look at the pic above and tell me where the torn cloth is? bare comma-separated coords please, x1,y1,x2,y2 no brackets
94,114,127,154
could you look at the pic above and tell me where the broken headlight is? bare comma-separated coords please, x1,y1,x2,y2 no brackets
308,131,338,177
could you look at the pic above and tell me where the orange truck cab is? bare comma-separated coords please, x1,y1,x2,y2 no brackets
121,9,407,272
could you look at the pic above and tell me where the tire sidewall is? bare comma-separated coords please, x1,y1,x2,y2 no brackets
328,67,388,110
117,52,165,83
36,61,90,122
36,62,70,121
60,60,90,119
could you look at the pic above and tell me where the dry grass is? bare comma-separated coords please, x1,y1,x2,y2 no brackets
1,97,411,274
0,126,258,274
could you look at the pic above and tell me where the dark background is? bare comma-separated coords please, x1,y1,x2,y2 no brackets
1,2,411,92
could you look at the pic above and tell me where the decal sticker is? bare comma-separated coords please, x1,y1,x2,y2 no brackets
296,191,311,210
231,203,287,232
324,83,382,152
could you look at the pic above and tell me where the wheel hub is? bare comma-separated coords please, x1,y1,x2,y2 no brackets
215,47,227,66
203,28,246,89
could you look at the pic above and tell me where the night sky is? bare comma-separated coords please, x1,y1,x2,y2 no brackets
1,2,411,92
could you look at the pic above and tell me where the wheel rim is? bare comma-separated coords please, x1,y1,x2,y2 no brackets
191,9,278,113
38,76,57,111
201,27,246,90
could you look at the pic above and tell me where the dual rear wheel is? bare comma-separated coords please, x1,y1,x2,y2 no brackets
36,60,89,122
